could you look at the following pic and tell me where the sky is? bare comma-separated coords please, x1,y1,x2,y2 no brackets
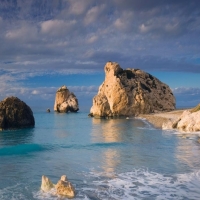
0,0,200,111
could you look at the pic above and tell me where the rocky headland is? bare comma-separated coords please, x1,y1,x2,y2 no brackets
139,104,200,133
0,96,35,130
162,104,200,132
89,62,175,118
54,85,79,113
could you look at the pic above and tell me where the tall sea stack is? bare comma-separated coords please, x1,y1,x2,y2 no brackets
54,85,79,113
90,62,175,118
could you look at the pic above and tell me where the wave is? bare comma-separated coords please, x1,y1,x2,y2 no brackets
0,143,52,156
2,168,200,200
82,168,200,200
59,142,126,150
0,142,126,157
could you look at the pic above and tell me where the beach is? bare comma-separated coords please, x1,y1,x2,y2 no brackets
138,109,185,128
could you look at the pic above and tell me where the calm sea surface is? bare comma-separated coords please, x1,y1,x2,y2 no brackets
0,111,200,200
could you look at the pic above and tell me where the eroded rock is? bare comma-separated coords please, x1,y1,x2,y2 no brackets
54,85,79,113
90,62,175,118
163,108,200,132
41,175,75,198
41,175,54,192
55,175,75,198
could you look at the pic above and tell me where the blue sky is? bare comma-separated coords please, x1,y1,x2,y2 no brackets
0,0,200,111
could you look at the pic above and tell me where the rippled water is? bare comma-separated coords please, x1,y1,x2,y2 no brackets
0,111,200,199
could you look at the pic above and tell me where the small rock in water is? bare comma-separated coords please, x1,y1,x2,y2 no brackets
41,175,54,192
41,175,75,198
46,108,50,113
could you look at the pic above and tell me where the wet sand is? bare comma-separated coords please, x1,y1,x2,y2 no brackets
138,110,185,128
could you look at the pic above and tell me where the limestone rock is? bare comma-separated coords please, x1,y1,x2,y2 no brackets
163,109,200,132
41,175,75,198
41,175,54,192
55,175,75,198
54,85,79,113
90,62,175,118
0,96,35,130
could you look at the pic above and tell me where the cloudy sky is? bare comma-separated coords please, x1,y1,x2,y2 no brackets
0,0,200,111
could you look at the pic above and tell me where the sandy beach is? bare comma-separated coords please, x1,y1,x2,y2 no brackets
138,109,185,129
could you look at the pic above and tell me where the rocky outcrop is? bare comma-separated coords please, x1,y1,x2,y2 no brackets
41,175,75,198
163,104,200,132
55,175,75,198
41,175,54,192
90,62,175,118
0,96,35,130
54,85,79,113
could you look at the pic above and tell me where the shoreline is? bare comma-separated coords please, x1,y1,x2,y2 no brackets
138,109,186,129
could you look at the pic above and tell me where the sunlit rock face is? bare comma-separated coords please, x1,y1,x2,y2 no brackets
90,62,175,118
41,175,75,198
0,96,35,130
163,106,200,132
54,85,79,113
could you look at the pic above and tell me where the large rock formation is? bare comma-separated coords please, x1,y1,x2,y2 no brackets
0,96,35,130
163,104,200,132
90,62,175,118
54,85,79,113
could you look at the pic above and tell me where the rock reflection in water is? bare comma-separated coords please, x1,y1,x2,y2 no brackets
0,128,34,146
91,118,123,173
91,118,124,143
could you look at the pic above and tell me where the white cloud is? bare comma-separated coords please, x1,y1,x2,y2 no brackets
5,24,37,41
84,4,106,25
172,87,200,107
68,0,93,15
87,35,98,43
113,11,134,31
40,19,77,36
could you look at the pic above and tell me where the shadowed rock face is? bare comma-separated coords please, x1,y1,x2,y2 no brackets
90,62,176,118
54,85,79,113
0,96,35,130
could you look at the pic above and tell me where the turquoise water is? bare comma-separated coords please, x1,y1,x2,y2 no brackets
0,111,200,199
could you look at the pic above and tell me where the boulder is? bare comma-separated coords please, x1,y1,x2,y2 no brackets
55,175,75,198
163,107,200,132
54,85,79,113
90,62,175,118
0,96,35,130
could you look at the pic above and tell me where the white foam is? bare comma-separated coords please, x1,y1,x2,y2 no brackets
82,169,200,199
2,169,200,199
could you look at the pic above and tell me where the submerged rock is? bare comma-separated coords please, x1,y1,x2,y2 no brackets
54,85,79,113
90,62,175,118
0,96,35,130
41,175,75,198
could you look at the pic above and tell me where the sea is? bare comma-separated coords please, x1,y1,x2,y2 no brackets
0,110,200,200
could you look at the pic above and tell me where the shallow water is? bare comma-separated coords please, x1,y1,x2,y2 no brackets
0,111,200,199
